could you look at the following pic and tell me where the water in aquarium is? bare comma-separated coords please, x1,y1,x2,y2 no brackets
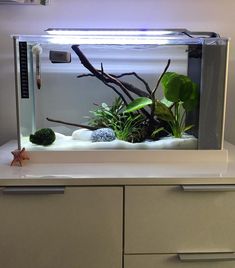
13,29,229,150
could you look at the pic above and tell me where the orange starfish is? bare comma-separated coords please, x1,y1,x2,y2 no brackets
10,147,30,167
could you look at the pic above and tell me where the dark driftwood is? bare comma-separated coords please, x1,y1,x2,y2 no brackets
102,80,128,105
72,45,158,121
72,45,150,99
46,117,98,130
77,71,151,95
151,59,171,98
69,45,172,137
150,59,171,119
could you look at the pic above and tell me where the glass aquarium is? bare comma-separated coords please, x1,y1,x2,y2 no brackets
13,29,229,151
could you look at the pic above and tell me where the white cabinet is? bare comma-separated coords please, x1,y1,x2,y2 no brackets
0,187,123,268
125,254,235,268
1,183,235,268
124,185,235,268
125,185,235,253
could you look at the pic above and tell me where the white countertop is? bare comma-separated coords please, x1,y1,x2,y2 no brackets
1,140,235,186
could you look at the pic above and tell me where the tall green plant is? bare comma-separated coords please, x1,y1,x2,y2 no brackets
124,73,199,139
156,72,199,138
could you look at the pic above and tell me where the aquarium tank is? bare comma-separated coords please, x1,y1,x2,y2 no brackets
13,29,229,151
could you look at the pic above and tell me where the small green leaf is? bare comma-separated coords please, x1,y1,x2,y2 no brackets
124,97,152,113
155,100,174,122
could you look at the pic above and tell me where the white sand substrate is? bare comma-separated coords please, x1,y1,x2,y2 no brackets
21,133,198,151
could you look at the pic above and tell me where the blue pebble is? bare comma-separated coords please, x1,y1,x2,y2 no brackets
91,128,116,142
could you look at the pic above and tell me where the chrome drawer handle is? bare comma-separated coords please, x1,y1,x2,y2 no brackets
181,185,235,192
178,252,235,262
1,187,65,195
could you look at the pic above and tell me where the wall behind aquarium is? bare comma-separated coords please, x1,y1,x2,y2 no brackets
0,0,235,146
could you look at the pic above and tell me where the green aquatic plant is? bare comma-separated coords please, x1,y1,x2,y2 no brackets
123,97,167,139
123,73,199,139
112,113,146,142
155,72,199,138
30,128,56,146
89,98,124,128
89,98,147,142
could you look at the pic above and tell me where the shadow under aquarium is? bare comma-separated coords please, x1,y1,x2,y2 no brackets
13,29,229,151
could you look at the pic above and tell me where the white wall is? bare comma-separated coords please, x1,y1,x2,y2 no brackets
0,0,235,145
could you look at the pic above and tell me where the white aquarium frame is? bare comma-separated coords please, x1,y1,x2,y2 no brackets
13,29,230,160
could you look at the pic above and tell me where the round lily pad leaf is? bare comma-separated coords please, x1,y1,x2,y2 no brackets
182,83,199,111
162,72,181,102
162,72,197,105
179,76,194,102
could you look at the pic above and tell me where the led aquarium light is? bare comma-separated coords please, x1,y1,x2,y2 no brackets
44,29,195,45
44,29,221,45
47,35,172,45
45,29,220,39
45,28,182,36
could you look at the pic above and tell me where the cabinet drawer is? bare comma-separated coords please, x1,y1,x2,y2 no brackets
125,254,235,268
125,185,235,253
0,187,123,268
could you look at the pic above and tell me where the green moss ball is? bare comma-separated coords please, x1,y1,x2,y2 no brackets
30,128,56,146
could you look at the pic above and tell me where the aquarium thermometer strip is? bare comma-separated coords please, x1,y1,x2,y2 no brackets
19,42,29,99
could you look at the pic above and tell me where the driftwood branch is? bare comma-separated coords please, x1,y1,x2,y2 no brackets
111,72,151,94
77,73,128,104
103,82,128,105
77,73,95,79
77,73,149,98
151,59,171,98
46,117,98,130
72,45,132,101
149,59,171,126
72,45,149,99
103,72,134,101
72,44,154,121
102,65,130,104
72,45,172,131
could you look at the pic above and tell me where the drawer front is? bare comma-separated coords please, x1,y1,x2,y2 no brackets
125,185,235,253
0,187,123,268
125,254,235,268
